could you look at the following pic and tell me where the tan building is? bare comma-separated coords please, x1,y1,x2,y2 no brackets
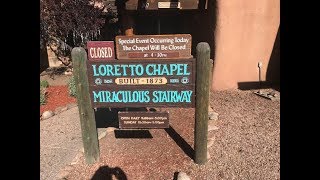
212,0,280,90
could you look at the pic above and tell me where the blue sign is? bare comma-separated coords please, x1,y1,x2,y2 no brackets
87,59,195,108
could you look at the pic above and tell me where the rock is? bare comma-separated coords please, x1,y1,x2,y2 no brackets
56,169,70,180
63,165,73,172
268,92,276,96
208,112,219,121
67,103,77,109
71,153,83,165
61,106,68,112
40,71,47,76
208,124,219,131
42,111,54,120
98,131,107,139
54,106,64,114
64,71,73,75
207,138,215,148
106,127,117,133
177,172,191,180
208,106,214,112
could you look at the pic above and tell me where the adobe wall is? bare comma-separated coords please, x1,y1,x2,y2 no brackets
212,0,280,90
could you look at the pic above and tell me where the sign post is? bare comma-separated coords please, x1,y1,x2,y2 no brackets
71,36,212,165
194,42,211,164
71,47,100,164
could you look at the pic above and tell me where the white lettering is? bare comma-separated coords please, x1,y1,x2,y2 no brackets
168,45,186,50
89,47,113,59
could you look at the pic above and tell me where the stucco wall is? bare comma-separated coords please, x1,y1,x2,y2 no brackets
212,0,280,90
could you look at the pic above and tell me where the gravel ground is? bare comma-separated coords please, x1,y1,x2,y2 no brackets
40,106,107,180
40,107,83,180
65,89,280,180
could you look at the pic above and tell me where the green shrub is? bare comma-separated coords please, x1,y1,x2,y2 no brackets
68,76,77,97
40,87,46,105
40,80,48,105
40,80,49,88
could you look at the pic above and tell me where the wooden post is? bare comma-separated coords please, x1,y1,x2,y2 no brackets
208,59,213,116
71,47,100,164
208,59,213,112
194,42,211,164
209,59,213,90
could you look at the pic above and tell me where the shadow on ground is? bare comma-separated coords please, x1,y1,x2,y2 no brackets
95,107,194,159
91,166,128,180
165,125,194,160
173,172,180,180
237,81,280,92
114,130,153,138
95,107,147,128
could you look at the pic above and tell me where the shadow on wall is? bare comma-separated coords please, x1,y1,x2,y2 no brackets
266,26,280,91
238,26,280,91
91,165,128,180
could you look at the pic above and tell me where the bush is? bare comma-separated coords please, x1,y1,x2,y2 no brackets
40,80,49,105
40,87,47,105
68,76,77,97
40,80,49,88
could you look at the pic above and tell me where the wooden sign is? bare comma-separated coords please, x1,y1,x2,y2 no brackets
158,2,181,9
87,41,115,61
125,0,199,10
118,111,169,129
115,34,192,59
72,42,212,164
87,58,196,108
